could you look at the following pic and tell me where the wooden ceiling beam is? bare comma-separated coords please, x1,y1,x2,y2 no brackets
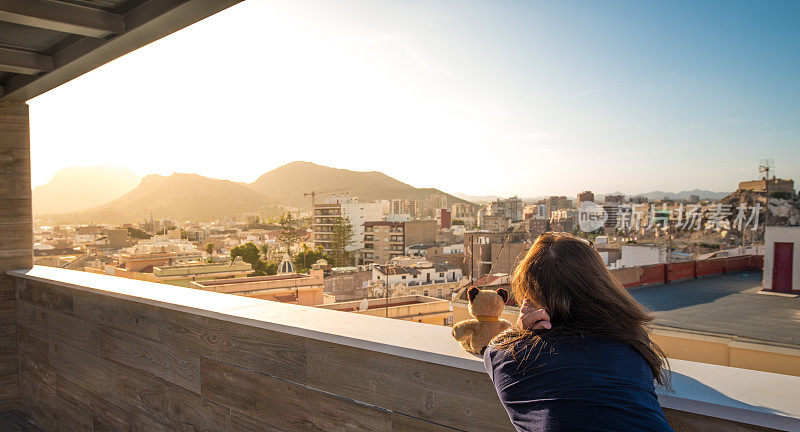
0,47,53,75
0,0,124,38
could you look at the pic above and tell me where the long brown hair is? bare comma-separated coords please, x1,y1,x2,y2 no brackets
493,232,670,386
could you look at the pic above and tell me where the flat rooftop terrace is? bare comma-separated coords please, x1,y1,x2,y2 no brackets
631,272,800,348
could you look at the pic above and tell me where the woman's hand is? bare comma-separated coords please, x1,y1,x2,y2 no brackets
516,299,552,330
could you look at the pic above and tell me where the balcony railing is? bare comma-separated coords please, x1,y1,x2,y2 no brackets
5,266,800,432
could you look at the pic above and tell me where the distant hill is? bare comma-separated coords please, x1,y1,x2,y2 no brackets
250,161,473,209
633,189,731,201
51,173,280,223
452,193,500,204
33,166,140,215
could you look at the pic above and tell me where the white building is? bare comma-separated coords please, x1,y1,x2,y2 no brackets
490,196,524,221
314,195,387,253
373,262,463,286
386,213,411,222
620,244,666,268
340,202,385,252
763,226,799,293
124,238,198,255
524,204,548,220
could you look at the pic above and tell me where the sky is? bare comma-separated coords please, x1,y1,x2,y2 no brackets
28,0,800,197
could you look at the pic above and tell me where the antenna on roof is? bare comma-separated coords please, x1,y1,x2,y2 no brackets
758,159,774,180
481,227,514,289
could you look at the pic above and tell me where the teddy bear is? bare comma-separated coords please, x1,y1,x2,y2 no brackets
452,286,512,354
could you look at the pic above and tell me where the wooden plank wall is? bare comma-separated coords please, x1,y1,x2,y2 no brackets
0,102,33,413
14,279,514,432
11,277,786,431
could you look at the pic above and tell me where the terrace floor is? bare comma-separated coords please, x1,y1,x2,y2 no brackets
630,271,800,347
0,411,44,432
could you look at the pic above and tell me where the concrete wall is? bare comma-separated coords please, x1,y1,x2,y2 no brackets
404,219,437,246
0,102,32,412
651,329,800,377
8,267,799,431
12,273,512,431
324,270,371,302
610,255,764,289
621,245,665,267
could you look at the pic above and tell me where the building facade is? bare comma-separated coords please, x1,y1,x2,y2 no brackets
313,196,385,253
578,190,595,203
363,221,405,264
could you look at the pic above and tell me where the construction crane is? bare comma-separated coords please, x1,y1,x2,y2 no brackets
303,187,351,206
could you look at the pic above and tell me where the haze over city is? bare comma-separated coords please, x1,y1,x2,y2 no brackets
28,0,800,197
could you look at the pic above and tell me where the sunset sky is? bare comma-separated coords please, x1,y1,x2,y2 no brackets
28,0,800,197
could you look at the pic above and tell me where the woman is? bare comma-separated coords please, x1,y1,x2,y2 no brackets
484,232,673,432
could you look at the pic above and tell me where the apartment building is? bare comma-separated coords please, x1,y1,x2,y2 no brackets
312,195,384,253
523,204,548,220
481,214,510,233
490,196,524,221
438,208,452,229
451,202,471,218
546,195,572,215
527,218,549,239
363,221,405,264
390,199,418,217
578,190,595,203
362,219,439,264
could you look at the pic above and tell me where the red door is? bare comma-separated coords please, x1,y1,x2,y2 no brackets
772,242,794,293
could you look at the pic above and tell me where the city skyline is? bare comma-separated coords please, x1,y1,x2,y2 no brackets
28,0,800,196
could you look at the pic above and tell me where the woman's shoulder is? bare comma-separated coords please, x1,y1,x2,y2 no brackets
483,332,566,371
484,331,634,372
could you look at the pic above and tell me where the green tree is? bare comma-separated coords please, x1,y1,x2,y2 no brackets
204,242,215,255
293,244,329,273
277,212,301,255
330,217,355,267
126,227,151,239
451,219,465,226
259,244,270,260
230,242,268,276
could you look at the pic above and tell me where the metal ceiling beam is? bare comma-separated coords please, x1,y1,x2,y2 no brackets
0,0,124,38
0,47,53,75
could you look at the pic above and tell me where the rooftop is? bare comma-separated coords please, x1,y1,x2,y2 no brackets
631,272,800,348
195,273,313,286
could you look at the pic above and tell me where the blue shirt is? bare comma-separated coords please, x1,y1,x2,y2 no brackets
484,333,674,432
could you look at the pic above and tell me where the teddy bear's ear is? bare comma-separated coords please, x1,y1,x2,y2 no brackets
496,288,509,303
468,286,480,302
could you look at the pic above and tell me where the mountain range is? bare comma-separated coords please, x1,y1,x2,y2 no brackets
455,190,731,204
37,162,471,223
627,190,731,201
33,166,141,215
36,162,732,223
